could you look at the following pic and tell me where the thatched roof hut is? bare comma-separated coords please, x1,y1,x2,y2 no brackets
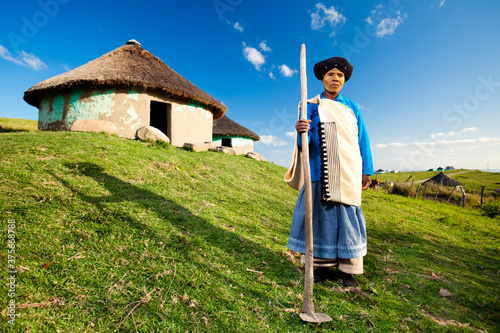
24,40,226,118
423,172,463,187
212,115,259,155
24,40,226,146
213,115,260,141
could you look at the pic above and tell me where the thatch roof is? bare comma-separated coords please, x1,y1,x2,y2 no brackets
423,172,463,187
213,115,260,141
24,40,226,119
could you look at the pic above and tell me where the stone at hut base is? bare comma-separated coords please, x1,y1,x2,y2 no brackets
205,141,218,149
136,126,170,143
183,143,209,152
209,146,237,155
245,152,267,162
70,119,118,135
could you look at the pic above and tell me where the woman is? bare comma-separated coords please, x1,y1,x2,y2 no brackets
287,56,373,287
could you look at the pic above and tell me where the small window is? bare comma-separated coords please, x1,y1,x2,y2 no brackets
221,138,232,147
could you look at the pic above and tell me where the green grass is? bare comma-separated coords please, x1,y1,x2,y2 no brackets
377,169,500,206
0,117,38,132
452,170,500,194
1,129,499,332
372,169,472,185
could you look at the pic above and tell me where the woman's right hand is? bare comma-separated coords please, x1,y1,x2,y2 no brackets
295,119,311,134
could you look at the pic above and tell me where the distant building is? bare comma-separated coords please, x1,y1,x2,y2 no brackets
437,167,444,171
445,166,455,171
427,169,434,172
374,169,386,174
388,170,399,173
212,115,260,155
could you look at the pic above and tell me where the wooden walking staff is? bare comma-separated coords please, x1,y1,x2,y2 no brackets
298,44,332,324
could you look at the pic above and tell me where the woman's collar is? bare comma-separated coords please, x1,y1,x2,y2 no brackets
320,92,343,101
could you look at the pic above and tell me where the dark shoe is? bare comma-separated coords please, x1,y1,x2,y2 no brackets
340,271,358,287
313,267,330,283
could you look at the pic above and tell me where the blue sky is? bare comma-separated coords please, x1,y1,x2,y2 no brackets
1,0,500,171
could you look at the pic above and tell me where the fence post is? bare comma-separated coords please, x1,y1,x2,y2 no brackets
415,184,421,198
480,186,485,205
423,184,429,200
434,181,441,201
459,186,466,208
447,186,457,204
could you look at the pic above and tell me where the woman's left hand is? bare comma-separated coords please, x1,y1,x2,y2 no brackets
362,175,372,190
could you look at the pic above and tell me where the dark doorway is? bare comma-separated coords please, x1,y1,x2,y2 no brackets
221,138,232,147
150,101,171,138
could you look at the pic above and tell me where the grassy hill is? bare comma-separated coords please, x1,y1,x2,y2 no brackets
374,169,500,207
0,117,38,132
374,169,500,197
1,128,499,332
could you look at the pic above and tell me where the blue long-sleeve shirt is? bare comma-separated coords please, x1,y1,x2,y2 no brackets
298,93,374,181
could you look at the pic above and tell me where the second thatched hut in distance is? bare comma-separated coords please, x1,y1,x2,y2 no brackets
23,40,226,147
212,115,260,155
423,172,463,187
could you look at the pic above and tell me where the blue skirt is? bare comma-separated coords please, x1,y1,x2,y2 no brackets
287,182,367,259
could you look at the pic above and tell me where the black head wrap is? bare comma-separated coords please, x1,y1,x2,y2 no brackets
313,57,353,81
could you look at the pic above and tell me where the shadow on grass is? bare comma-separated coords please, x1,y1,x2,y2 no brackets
51,162,306,331
0,127,32,133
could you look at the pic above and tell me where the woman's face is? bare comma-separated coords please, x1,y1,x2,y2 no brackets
321,68,345,95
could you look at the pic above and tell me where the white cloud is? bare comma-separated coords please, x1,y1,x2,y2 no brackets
374,136,500,170
279,64,298,77
310,3,346,37
259,41,272,52
0,44,47,70
258,135,287,146
357,104,372,112
374,137,500,151
375,142,406,149
234,22,244,32
20,51,48,70
430,127,478,139
430,132,449,140
478,137,500,143
0,45,22,65
242,43,266,70
439,0,446,8
377,13,406,37
366,6,407,38
286,131,296,139
269,65,275,79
